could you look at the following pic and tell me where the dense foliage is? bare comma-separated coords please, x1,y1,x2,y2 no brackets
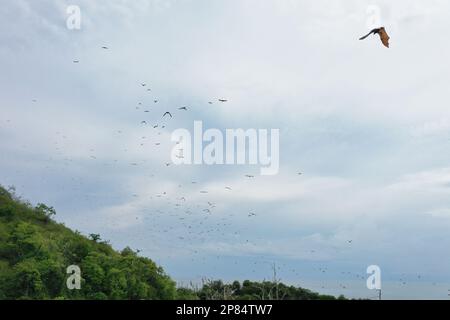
0,186,176,300
0,185,342,300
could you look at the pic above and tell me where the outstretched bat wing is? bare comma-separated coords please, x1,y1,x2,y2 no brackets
359,28,378,40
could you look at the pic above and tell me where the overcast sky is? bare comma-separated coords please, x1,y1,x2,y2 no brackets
1,0,450,299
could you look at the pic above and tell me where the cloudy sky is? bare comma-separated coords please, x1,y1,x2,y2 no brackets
1,0,450,299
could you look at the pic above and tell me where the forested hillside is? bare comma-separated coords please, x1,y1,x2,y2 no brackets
0,185,176,299
0,185,341,300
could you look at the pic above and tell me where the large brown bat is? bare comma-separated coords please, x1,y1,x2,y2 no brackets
359,27,390,48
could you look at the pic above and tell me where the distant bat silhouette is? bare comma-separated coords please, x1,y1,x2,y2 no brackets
359,27,390,48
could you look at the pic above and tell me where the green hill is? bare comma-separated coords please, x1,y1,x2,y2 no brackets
0,185,342,300
0,185,176,300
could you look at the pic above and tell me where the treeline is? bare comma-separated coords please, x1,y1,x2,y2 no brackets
0,185,342,300
179,279,343,300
